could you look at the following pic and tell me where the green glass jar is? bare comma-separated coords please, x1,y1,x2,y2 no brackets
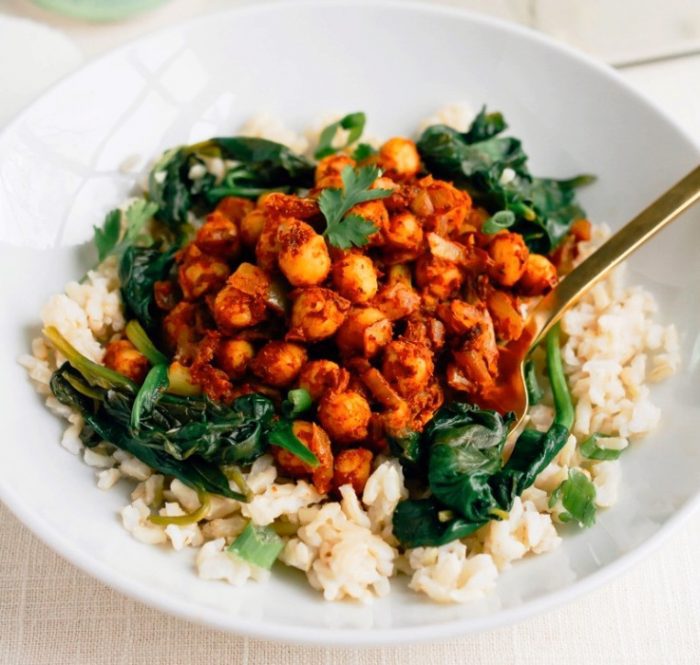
32,0,170,21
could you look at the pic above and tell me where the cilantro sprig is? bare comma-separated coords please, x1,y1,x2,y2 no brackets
314,112,366,160
319,165,392,249
93,199,158,262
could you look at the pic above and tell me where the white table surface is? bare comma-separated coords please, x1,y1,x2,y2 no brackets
1,2,699,663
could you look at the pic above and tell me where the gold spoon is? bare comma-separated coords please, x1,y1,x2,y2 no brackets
501,164,700,444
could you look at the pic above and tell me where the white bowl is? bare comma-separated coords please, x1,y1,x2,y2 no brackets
1,0,699,646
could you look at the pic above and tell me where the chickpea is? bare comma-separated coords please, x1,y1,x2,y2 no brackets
195,210,240,259
213,285,266,332
226,262,270,299
103,339,149,383
437,300,491,336
348,200,389,242
249,341,307,388
255,217,282,273
272,421,333,494
414,255,463,299
486,289,524,342
317,390,371,445
331,254,378,304
177,245,229,300
277,218,331,287
261,192,319,220
333,448,373,494
373,265,421,321
162,301,199,359
383,211,423,251
487,232,529,287
215,196,254,225
408,380,445,430
516,253,558,296
215,338,255,379
335,306,392,358
381,339,434,397
240,209,266,248
315,154,355,185
288,287,350,342
378,137,421,179
297,360,350,401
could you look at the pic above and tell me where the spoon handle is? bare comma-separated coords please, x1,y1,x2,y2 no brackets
528,164,700,349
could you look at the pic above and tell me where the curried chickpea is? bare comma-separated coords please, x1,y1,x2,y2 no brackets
195,210,240,259
249,341,307,388
215,196,254,225
239,209,266,248
213,285,266,332
335,306,392,358
317,390,371,445
288,287,350,342
381,339,434,397
333,448,373,494
487,232,529,287
414,254,463,299
162,301,200,360
378,137,421,179
347,200,389,243
277,218,331,287
215,338,255,379
383,211,424,251
272,420,334,494
331,253,378,304
315,154,356,187
255,217,283,273
177,244,230,300
103,339,149,383
297,360,350,401
516,253,558,296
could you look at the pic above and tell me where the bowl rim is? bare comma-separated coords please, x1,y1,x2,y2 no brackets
2,0,699,646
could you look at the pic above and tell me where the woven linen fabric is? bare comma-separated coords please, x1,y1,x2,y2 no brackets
1,503,699,664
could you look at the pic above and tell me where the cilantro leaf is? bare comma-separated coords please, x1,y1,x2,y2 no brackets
314,112,366,160
94,209,121,262
318,165,392,248
92,199,158,264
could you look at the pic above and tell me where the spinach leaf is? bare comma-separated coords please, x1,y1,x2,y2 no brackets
417,107,594,252
352,143,378,161
50,364,244,500
314,112,366,159
148,137,315,228
392,498,484,548
130,364,169,430
426,404,513,522
267,419,319,467
119,246,176,334
523,359,544,405
388,430,425,470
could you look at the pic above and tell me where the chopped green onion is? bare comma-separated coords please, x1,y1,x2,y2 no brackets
125,319,168,366
267,420,319,467
580,434,623,461
44,326,135,391
228,522,284,569
223,465,253,502
482,210,515,234
149,492,210,526
282,388,312,418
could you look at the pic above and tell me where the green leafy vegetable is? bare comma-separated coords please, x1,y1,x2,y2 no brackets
524,359,544,405
125,319,168,366
93,200,159,263
282,388,312,419
417,106,595,252
579,434,623,461
148,137,315,228
551,469,597,527
546,324,574,429
228,522,284,569
267,420,319,467
352,142,378,161
427,404,513,522
319,165,392,248
392,498,483,549
119,246,176,333
388,430,425,471
481,210,516,234
314,112,366,159
131,364,169,430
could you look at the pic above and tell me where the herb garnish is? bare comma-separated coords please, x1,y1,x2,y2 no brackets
314,112,366,159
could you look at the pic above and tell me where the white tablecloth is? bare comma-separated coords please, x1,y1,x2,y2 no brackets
1,3,699,663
